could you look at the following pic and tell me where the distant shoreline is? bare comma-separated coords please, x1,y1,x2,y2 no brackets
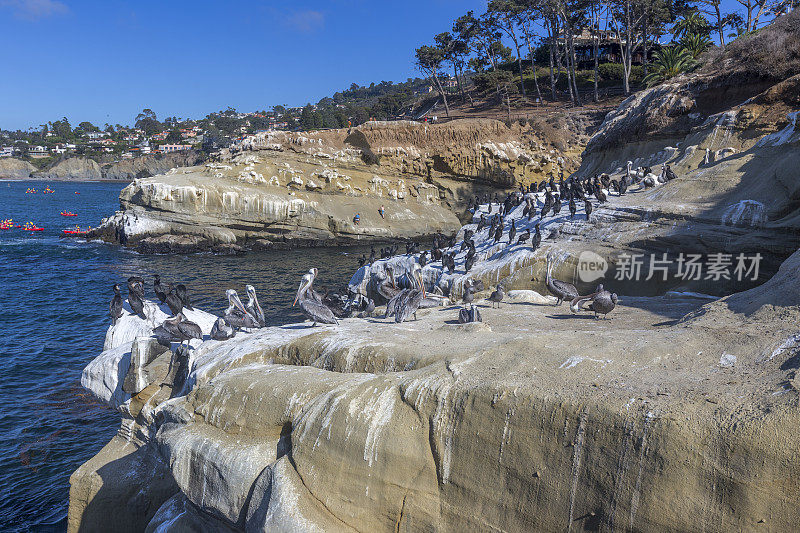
0,177,133,183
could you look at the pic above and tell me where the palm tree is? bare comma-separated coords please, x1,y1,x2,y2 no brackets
643,46,698,86
672,11,712,40
679,33,712,58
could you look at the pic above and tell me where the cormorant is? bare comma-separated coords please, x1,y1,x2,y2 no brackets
153,275,167,303
110,284,123,325
175,284,193,311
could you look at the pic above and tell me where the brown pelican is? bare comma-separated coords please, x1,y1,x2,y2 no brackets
393,264,426,323
210,317,236,340
542,255,579,305
153,275,167,303
175,312,203,347
127,279,145,319
377,266,401,302
488,285,504,308
165,284,184,316
224,289,259,330
153,315,183,346
110,284,123,325
293,269,338,325
571,286,618,318
175,284,193,311
246,285,266,327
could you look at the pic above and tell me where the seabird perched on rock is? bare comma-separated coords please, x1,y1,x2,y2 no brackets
541,254,579,305
153,275,167,303
507,220,516,245
462,281,475,308
127,278,146,319
245,285,266,327
165,284,183,316
570,287,618,318
175,312,203,348
210,317,236,341
584,199,593,221
175,284,193,311
110,284,123,325
488,285,505,308
293,268,338,326
224,289,258,330
391,264,426,323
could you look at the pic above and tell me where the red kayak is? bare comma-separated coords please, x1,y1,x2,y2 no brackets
24,227,44,232
61,212,77,217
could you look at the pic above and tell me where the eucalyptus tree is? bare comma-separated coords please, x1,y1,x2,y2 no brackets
415,45,451,117
517,0,544,102
487,0,530,97
607,0,651,94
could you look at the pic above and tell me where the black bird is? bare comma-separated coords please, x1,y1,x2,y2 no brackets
507,220,516,245
175,283,193,311
165,284,184,316
418,250,428,267
584,199,593,221
127,276,145,298
552,195,562,215
540,201,551,219
531,224,542,251
476,214,486,232
110,284,123,325
153,275,167,303
619,178,628,195
127,280,145,319
569,198,577,219
516,229,530,244
595,187,607,203
493,222,504,243
464,254,475,273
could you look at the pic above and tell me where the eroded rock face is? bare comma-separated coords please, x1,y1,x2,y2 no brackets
86,119,592,253
70,264,800,531
0,157,37,179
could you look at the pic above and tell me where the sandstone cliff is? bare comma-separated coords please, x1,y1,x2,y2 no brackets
86,119,589,252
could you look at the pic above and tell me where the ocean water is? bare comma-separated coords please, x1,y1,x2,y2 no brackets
0,181,371,531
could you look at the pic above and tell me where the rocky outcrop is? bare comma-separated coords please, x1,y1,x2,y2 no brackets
86,119,594,253
101,151,204,180
70,241,800,531
4,151,203,181
0,157,37,179
31,157,103,180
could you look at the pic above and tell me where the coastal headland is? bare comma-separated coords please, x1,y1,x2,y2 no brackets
68,14,800,533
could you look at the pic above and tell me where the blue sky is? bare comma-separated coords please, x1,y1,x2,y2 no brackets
1,0,749,131
0,0,485,130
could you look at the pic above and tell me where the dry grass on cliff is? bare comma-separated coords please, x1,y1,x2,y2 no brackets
700,10,800,80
